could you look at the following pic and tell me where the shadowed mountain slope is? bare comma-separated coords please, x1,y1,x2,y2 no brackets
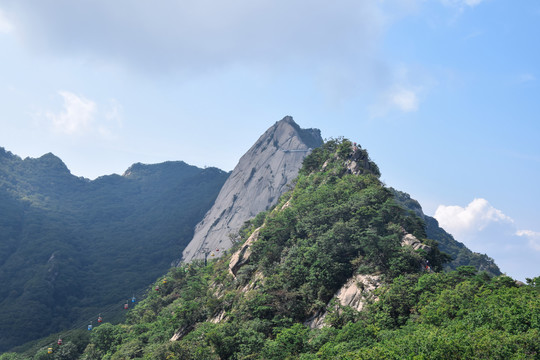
0,147,228,351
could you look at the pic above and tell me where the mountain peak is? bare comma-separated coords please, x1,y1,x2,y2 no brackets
279,115,294,123
272,116,322,149
0,147,20,162
181,116,323,262
275,115,300,130
20,152,72,175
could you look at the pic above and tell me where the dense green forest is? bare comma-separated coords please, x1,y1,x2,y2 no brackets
16,265,532,359
4,139,536,359
0,148,229,351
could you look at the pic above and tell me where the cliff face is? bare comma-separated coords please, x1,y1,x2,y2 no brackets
181,116,323,262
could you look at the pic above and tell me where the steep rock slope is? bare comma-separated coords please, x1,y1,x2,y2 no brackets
0,148,228,351
182,116,322,262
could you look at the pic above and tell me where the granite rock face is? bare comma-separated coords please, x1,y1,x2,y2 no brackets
181,116,322,262
229,227,261,277
305,274,381,329
401,233,432,252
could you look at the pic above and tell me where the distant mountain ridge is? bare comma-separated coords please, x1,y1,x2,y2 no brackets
0,147,228,351
391,189,501,275
181,116,323,262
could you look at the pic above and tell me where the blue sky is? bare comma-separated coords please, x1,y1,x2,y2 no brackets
0,0,538,281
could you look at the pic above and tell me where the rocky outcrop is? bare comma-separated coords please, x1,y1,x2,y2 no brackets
345,145,380,176
209,310,227,324
170,325,194,342
401,233,431,252
335,274,381,310
229,227,261,277
305,274,381,329
181,116,322,262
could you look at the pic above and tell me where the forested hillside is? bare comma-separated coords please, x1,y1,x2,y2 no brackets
6,139,535,359
0,148,229,351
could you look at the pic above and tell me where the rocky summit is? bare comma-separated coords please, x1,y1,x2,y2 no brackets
181,116,323,262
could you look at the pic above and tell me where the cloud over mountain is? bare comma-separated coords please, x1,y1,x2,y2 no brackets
434,198,513,238
42,91,122,139
0,1,386,74
46,91,96,135
434,198,540,281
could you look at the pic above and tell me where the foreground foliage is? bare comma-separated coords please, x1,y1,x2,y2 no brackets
8,266,537,359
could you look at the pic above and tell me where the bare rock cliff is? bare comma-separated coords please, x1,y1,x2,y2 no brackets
181,116,322,262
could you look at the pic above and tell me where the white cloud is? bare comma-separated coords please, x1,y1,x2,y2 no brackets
517,73,536,83
1,1,453,107
516,230,540,251
0,1,397,105
104,98,123,125
434,198,540,281
441,0,485,8
46,91,96,135
434,198,513,237
367,62,436,117
0,1,386,74
389,87,419,112
464,0,484,6
0,8,13,33
44,92,122,139
99,99,123,139
370,84,422,117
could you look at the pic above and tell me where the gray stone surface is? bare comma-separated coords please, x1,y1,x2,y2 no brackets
229,227,261,277
401,233,432,252
181,116,322,262
305,274,381,329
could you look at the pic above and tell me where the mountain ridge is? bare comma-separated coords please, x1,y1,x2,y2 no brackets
37,137,537,360
0,147,229,351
